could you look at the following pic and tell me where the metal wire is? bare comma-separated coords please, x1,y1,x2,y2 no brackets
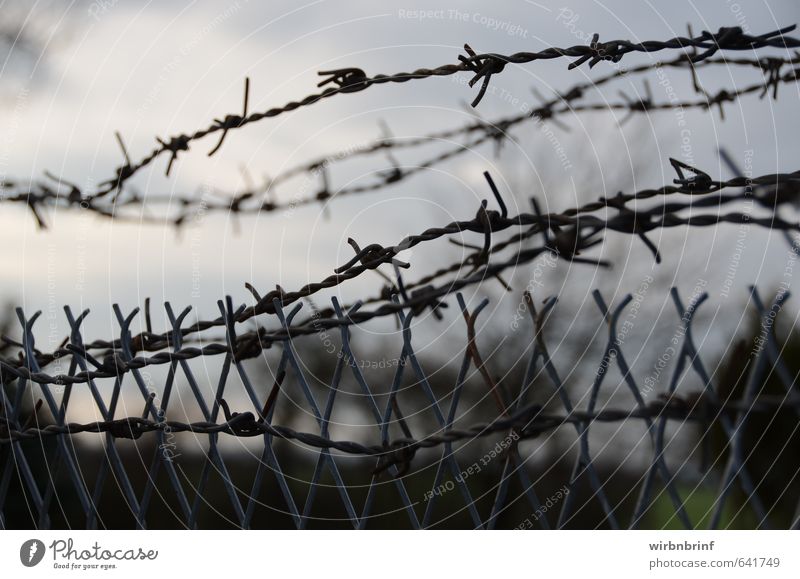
3,25,797,216
1,159,798,390
4,51,798,227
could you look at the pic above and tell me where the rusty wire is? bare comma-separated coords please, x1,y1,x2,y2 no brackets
85,24,795,193
0,390,793,456
2,25,796,214
3,50,798,228
1,158,799,386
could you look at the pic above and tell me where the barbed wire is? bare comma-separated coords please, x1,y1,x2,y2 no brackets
88,24,797,194
1,157,798,388
2,25,795,211
3,49,798,228
2,390,796,473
